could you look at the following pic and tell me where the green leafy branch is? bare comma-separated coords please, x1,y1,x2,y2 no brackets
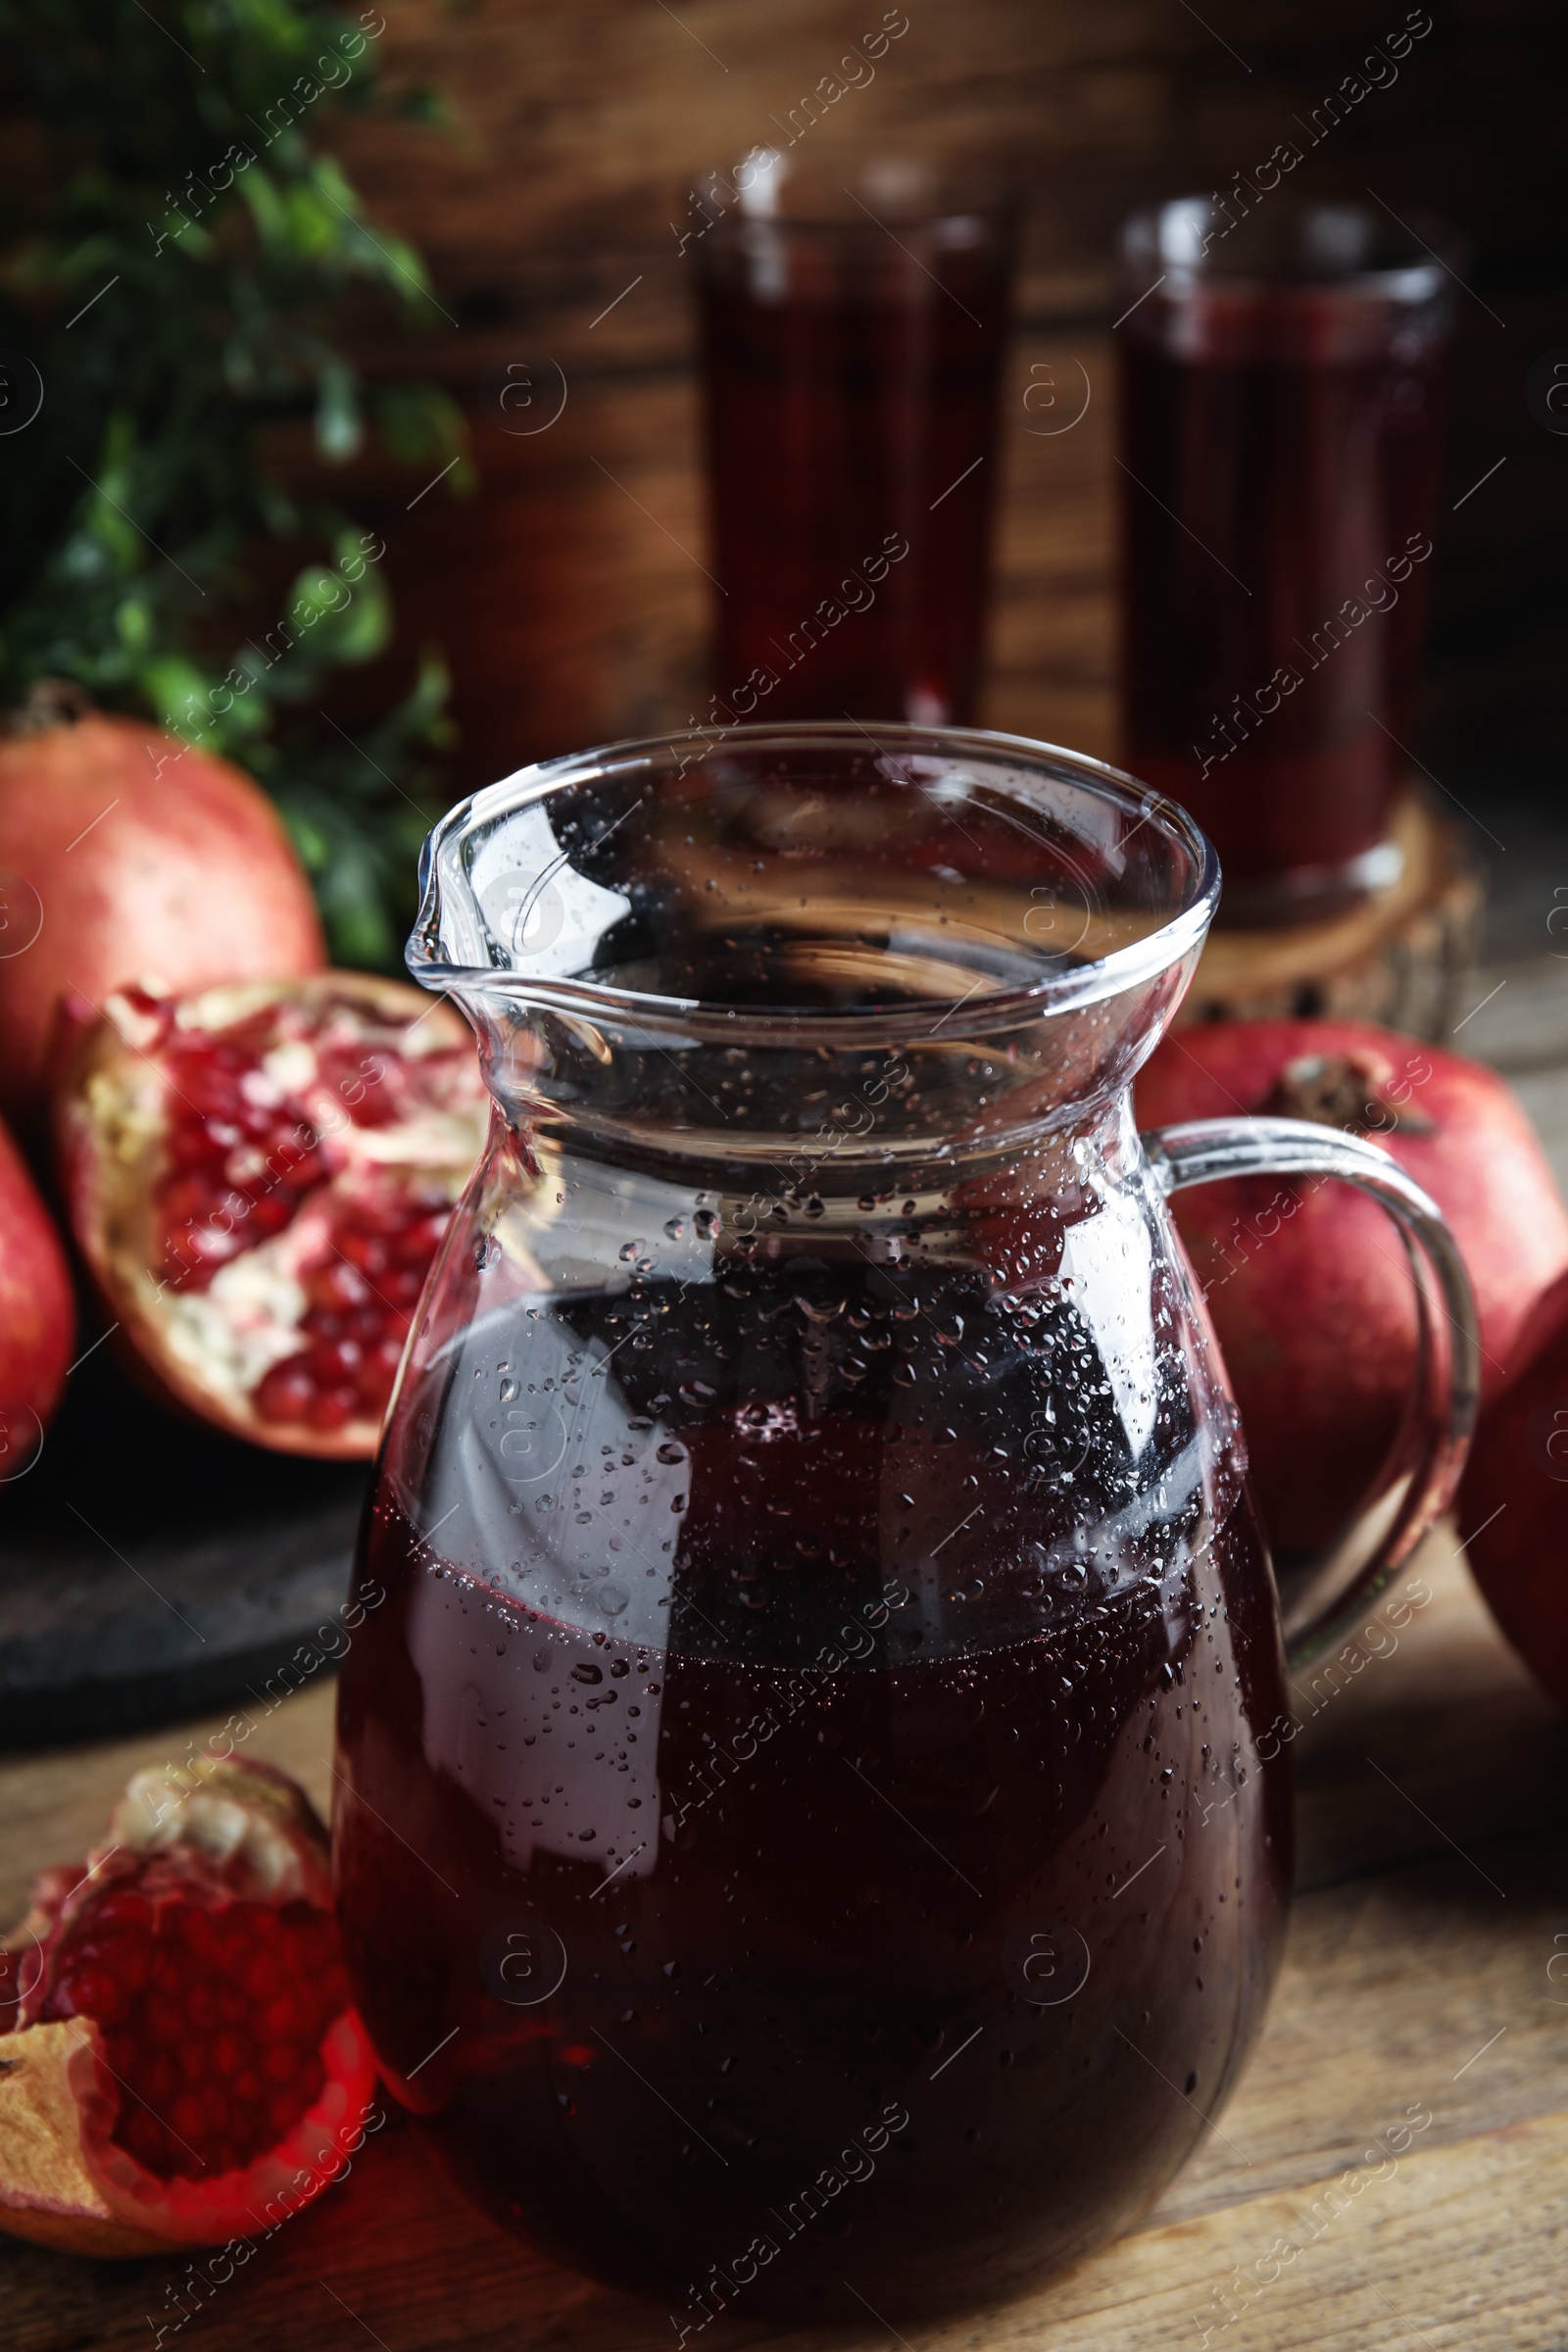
0,0,468,965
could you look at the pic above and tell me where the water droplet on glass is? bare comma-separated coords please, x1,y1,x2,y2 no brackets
663,1217,686,1240
617,1239,644,1263
599,1588,629,1616
693,1209,719,1240
657,1441,687,1466
499,1376,520,1404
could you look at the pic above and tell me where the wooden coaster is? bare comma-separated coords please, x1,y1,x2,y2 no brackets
1181,788,1483,1039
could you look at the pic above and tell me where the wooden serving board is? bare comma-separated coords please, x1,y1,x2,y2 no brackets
4,1521,1564,2352
0,1347,367,1751
1180,790,1484,1042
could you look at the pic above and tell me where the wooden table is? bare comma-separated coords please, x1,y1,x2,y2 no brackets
5,1515,1565,2352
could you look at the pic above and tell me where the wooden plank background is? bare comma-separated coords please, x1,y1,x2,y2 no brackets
303,0,1568,786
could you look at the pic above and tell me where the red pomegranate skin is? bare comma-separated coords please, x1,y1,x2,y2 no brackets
1456,1268,1568,1707
0,712,324,1124
1135,1018,1568,1557
0,1113,74,1463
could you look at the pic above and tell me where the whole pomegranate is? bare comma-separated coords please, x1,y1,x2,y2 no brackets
0,1753,376,2255
1456,1268,1568,1707
0,1114,74,1478
1135,1018,1568,1558
0,691,324,1126
58,973,489,1457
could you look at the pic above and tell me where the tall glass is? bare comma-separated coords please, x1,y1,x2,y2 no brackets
333,724,1476,2319
697,154,1015,727
1117,198,1456,925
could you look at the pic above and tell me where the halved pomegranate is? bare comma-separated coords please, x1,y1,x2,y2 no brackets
58,973,489,1456
0,1754,376,2255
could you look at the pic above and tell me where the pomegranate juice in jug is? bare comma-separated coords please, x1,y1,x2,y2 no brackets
336,1233,1290,2319
323,722,1473,2322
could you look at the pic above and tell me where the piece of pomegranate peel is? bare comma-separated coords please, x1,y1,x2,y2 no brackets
57,972,489,1457
0,1755,377,2256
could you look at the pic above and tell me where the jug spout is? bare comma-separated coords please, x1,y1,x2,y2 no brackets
407,722,1218,1159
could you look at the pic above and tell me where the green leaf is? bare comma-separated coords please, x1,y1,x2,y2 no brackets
282,183,337,262
315,358,363,459
141,654,224,745
237,168,289,252
114,594,153,655
0,0,460,970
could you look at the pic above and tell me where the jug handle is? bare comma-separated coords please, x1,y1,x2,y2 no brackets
1142,1115,1481,1667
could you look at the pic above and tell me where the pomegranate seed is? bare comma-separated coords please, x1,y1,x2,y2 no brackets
211,2031,244,2079
306,1337,362,1383
305,1387,355,1433
146,1992,187,2046
242,1950,282,2002
247,1194,296,1239
138,991,472,1439
142,2052,178,2104
38,1884,355,2184
263,2041,301,2085
185,1981,220,2031
254,1362,314,1425
55,1962,122,2024
171,2090,208,2145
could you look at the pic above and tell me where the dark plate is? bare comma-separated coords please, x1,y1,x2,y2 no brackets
0,1340,369,1749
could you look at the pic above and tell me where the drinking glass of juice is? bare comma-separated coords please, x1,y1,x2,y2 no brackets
696,153,1015,727
1117,197,1456,924
334,721,1476,2318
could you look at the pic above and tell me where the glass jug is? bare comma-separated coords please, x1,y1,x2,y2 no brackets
333,724,1476,2320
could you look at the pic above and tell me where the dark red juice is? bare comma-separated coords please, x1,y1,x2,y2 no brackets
699,217,1011,728
1116,206,1453,919
335,1254,1291,2320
